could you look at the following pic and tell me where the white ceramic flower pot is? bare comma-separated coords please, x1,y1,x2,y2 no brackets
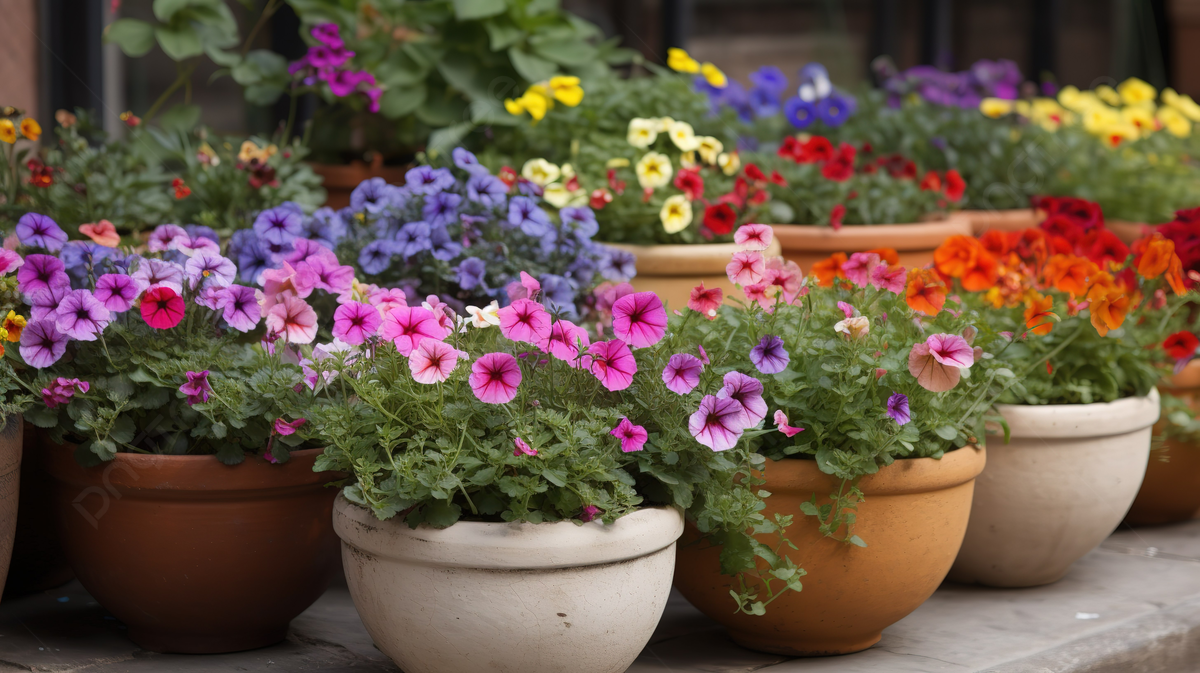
948,390,1160,587
333,494,683,673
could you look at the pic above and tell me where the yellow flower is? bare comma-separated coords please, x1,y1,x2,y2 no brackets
979,98,1015,118
1163,88,1200,122
700,62,727,89
547,76,584,107
1121,105,1157,135
2,311,25,342
667,120,700,151
606,157,631,169
1117,77,1156,106
696,136,723,164
505,84,552,122
19,118,41,141
680,151,699,170
627,118,658,148
660,194,693,234
1058,85,1084,110
653,117,675,133
1082,106,1120,135
560,163,576,180
1157,106,1192,138
1095,85,1121,107
1100,121,1141,148
717,151,740,176
0,120,14,144
238,141,277,163
667,48,700,74
1014,100,1031,118
542,183,572,208
521,158,560,186
635,152,673,190
197,142,221,167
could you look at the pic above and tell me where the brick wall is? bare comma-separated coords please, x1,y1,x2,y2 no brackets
0,0,39,118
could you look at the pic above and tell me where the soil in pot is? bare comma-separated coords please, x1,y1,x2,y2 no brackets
673,446,985,656
772,214,973,272
605,238,782,312
3,424,72,599
1127,362,1200,526
334,495,683,673
46,445,341,653
948,391,1159,587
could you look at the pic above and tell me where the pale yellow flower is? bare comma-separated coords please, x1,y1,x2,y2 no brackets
521,158,561,186
547,76,584,107
606,157,631,169
560,163,576,180
700,63,727,89
1058,85,1084,111
627,118,658,148
697,136,723,164
1117,77,1156,106
680,151,699,170
667,120,700,151
667,48,700,74
542,183,572,208
1095,85,1121,107
717,151,740,176
467,302,501,328
653,117,675,133
980,98,1015,118
1157,106,1192,138
636,152,673,190
660,194,693,234
238,141,277,163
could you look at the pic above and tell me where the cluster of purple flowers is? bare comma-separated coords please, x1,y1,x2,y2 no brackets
288,23,382,113
699,63,856,130
873,57,1025,109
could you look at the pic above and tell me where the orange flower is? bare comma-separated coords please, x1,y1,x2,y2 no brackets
934,235,999,291
1089,289,1130,337
1166,253,1186,295
2,312,24,342
811,252,847,287
1023,292,1056,336
1043,254,1098,297
1136,235,1175,279
979,230,1014,257
172,177,191,199
79,220,120,247
906,268,947,316
865,247,900,265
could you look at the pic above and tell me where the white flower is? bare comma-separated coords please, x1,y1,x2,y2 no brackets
834,316,870,340
467,301,501,328
667,120,700,151
627,118,658,148
521,158,560,186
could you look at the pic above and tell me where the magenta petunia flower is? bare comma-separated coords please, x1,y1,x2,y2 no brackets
773,410,805,437
540,319,589,365
369,287,408,316
28,284,69,322
585,339,637,392
688,282,723,319
274,418,307,436
0,249,23,276
147,224,187,252
927,333,975,368
15,213,67,251
497,298,552,345
610,417,648,452
332,301,382,345
612,291,668,348
887,392,911,425
93,274,139,312
837,301,856,319
184,251,236,289
42,377,89,408
195,286,225,310
689,395,749,452
580,504,601,521
409,339,459,384
513,436,537,457
734,223,773,251
132,259,185,295
179,370,212,405
469,352,522,404
17,254,69,295
841,252,881,288
662,353,703,395
381,306,449,356
870,263,907,295
265,294,319,344
260,262,317,311
54,289,111,341
299,250,354,295
717,371,766,425
750,335,789,374
726,250,765,286
697,344,709,364
141,286,186,329
19,319,68,368
217,285,262,333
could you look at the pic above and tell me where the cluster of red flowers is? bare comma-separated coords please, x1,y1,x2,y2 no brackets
171,177,191,200
1157,206,1200,288
25,158,54,188
700,162,785,237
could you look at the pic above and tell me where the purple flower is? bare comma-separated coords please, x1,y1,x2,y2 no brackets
93,274,139,312
132,259,185,294
456,257,487,291
887,392,911,426
27,285,69,321
301,207,347,248
358,240,397,275
405,166,455,195
662,353,703,395
147,224,187,252
253,207,303,246
180,370,212,405
600,249,637,282
169,235,220,258
717,371,766,426
750,335,790,374
19,319,68,368
783,96,816,129
815,92,855,127
311,23,343,48
560,207,599,239
282,238,327,266
17,254,69,295
466,173,508,208
350,178,391,213
301,252,355,295
395,221,432,259
749,65,788,97
237,237,277,284
507,196,551,237
54,289,111,341
196,286,225,310
428,225,462,262
422,191,462,227
217,285,262,333
184,252,237,289
15,213,67,251
689,395,750,452
452,147,489,175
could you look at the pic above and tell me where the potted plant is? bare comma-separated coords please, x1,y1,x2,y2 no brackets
9,215,347,653
296,247,790,672
0,238,33,598
670,232,1006,655
935,226,1189,587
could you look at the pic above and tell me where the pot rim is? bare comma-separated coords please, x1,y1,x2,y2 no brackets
770,212,973,252
603,238,783,276
992,388,1161,439
333,494,684,569
760,445,986,497
1164,359,1200,390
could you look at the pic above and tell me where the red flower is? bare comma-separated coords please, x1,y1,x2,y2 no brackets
498,166,517,188
919,171,942,192
607,168,626,195
1079,228,1129,266
674,168,704,200
878,155,917,179
141,286,186,329
821,144,856,182
590,188,613,210
769,170,787,186
1035,196,1104,230
744,163,767,183
720,177,750,209
28,164,53,188
944,169,965,201
703,203,737,235
1040,214,1083,245
779,136,804,162
172,177,191,199
1164,331,1200,360
799,136,834,163
1174,207,1200,224
830,203,846,230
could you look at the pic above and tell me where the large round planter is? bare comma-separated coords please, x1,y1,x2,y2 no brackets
771,213,972,272
1127,361,1200,525
948,391,1159,587
606,238,782,312
334,495,683,673
961,208,1041,235
310,157,409,209
673,446,985,656
3,424,72,599
1108,219,1153,244
0,417,23,599
46,445,341,653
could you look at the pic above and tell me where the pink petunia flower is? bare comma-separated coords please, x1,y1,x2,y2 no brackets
540,319,590,365
0,248,23,276
689,395,749,452
421,295,455,332
773,410,804,437
697,344,709,364
612,291,667,348
580,504,601,521
93,274,139,312
409,339,459,384
195,287,225,310
513,437,537,457
841,252,881,288
764,257,803,304
381,306,449,356
837,301,856,319
927,333,974,368
870,263,907,295
54,289,110,341
662,353,703,394
688,282,723,319
726,250,765,286
469,352,522,403
179,370,212,405
42,377,89,408
299,252,355,295
260,262,316,311
147,224,187,252
265,294,319,344
610,417,648,452
717,371,766,425
497,298,552,345
274,418,306,435
369,287,409,316
217,285,262,333
332,301,382,345
734,223,773,251
585,339,637,391
908,336,969,393
742,283,776,312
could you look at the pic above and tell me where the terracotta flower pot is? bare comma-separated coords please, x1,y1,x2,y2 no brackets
673,447,985,656
1127,361,1200,525
949,391,1159,587
771,213,972,272
335,495,683,673
1108,219,1153,244
309,155,410,209
960,208,1041,235
0,417,22,598
46,445,342,653
606,238,783,312
3,424,73,599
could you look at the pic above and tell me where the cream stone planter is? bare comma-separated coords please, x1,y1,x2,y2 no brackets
960,208,1040,235
948,390,1160,587
772,213,972,271
334,495,683,673
606,238,782,312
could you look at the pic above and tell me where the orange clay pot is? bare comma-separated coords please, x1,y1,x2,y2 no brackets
1108,220,1154,244
1127,360,1200,525
310,155,410,209
605,238,782,313
673,446,985,656
960,208,1041,235
771,214,972,272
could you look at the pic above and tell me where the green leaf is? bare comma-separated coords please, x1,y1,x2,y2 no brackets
452,0,506,20
380,85,427,118
244,84,285,106
422,500,463,527
530,36,597,67
155,25,204,60
428,122,474,154
110,415,136,445
485,17,525,51
934,425,960,441
153,0,213,22
205,46,240,67
848,535,868,548
157,104,201,132
507,47,557,83
215,443,245,465
105,19,157,57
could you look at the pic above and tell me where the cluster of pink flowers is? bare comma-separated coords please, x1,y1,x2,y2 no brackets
42,377,89,408
718,225,805,313
287,24,382,113
841,250,907,294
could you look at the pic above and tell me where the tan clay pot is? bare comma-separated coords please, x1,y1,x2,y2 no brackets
771,214,972,272
673,447,985,656
960,208,1041,235
47,445,341,653
310,155,410,209
1127,361,1200,525
949,391,1158,587
0,417,22,598
1108,219,1153,244
606,238,783,312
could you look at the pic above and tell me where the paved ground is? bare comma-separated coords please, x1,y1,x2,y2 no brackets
0,520,1197,672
